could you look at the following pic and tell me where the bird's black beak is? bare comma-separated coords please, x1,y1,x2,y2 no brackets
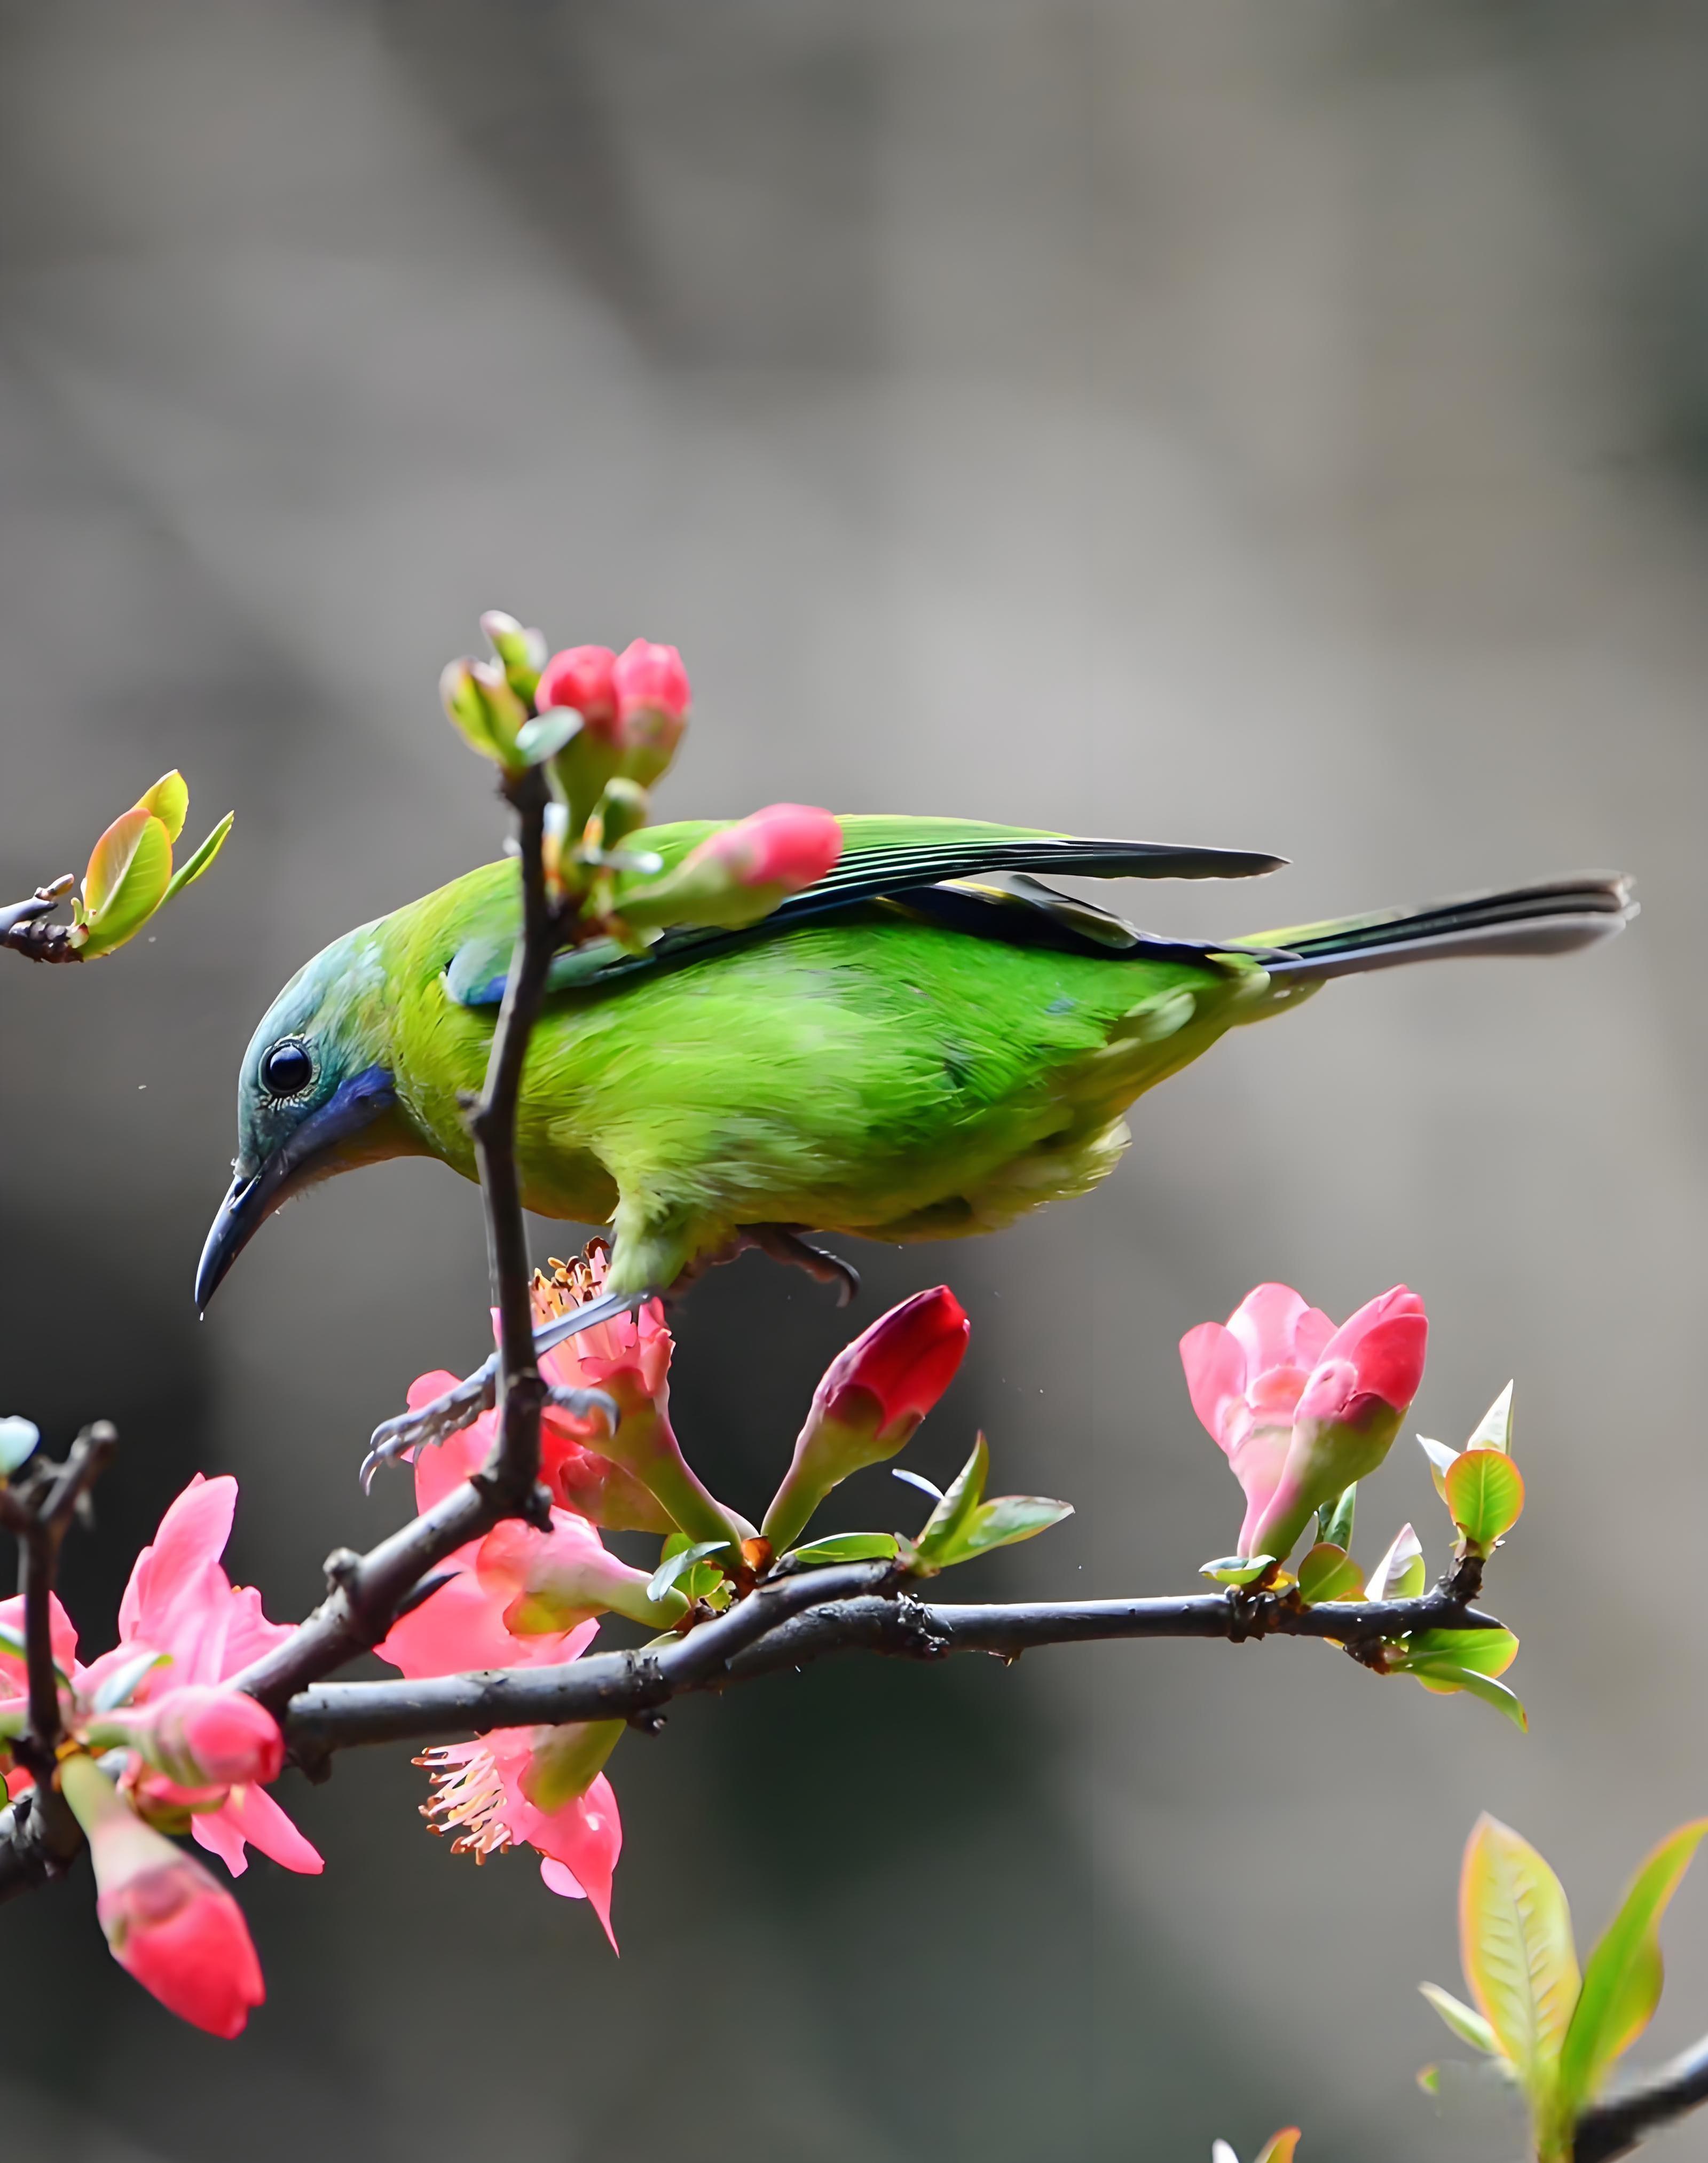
195,1065,400,1311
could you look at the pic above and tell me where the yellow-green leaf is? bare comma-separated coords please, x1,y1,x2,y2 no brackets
1445,1449,1525,1553
1466,1382,1515,1454
1460,1814,1580,2110
1409,1663,1529,1729
1296,1542,1365,1604
1368,1523,1426,1601
135,769,188,842
1558,1818,1708,2115
161,810,234,903
913,1434,988,1567
1421,1980,1499,2054
77,809,172,956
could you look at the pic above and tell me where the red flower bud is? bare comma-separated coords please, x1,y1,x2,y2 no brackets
537,645,619,731
696,804,844,893
103,1853,265,2038
60,1751,265,2039
820,1286,970,1442
760,1288,971,1553
611,639,690,722
123,1685,285,1789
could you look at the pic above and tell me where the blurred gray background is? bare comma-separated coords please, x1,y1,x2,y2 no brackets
2,2,1705,2158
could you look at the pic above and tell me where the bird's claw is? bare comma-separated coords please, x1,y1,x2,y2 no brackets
743,1224,860,1307
361,1355,499,1491
546,1384,619,1438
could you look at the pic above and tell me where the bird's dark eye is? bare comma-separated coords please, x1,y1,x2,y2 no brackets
260,1040,314,1098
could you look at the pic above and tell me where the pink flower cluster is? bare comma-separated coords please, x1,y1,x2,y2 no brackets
0,1474,320,2037
1181,1281,1429,1562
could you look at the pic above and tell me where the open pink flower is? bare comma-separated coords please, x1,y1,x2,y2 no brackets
376,1404,624,1944
1182,1283,1428,1562
74,1475,322,1880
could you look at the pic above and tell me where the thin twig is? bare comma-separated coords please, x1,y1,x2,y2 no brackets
0,1422,117,1879
470,764,557,1505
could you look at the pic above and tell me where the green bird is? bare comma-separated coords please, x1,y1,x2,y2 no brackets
195,817,1628,1456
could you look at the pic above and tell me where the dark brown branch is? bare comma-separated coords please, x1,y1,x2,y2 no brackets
470,764,557,1504
0,880,79,963
1575,2038,1708,2162
0,1423,117,1876
279,1577,1502,1760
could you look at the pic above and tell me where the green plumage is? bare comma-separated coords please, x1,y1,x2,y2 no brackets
211,815,1630,1304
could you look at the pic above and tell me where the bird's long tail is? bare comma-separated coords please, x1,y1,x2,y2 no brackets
1230,874,1635,980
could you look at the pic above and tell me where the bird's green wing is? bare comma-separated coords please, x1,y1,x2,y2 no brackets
446,815,1283,1008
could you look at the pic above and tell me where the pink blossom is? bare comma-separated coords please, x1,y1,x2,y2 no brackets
537,644,618,732
1182,1283,1428,1562
75,1475,322,1879
377,1387,624,1944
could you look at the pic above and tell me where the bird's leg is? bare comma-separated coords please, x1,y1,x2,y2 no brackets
361,1286,655,1488
738,1224,861,1307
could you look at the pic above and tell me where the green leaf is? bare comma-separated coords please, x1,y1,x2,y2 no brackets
1316,1483,1356,1552
647,1539,727,1603
161,810,234,903
1200,1555,1277,1588
1558,1818,1708,2114
1467,1381,1515,1454
1368,1523,1426,1601
1417,1434,1461,1501
516,709,584,766
1459,1814,1580,2107
1445,1449,1525,1554
90,1649,172,1713
1296,1542,1365,1605
781,1533,899,1567
1403,1626,1518,1678
1416,2066,1441,2096
1421,1981,1500,2055
135,770,188,843
77,808,172,955
913,1434,989,1568
1407,1662,1528,1729
0,1417,40,1478
0,1620,69,1686
938,1495,1073,1567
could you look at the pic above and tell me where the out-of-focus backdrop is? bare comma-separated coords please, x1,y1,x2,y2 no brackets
2,3,1705,2157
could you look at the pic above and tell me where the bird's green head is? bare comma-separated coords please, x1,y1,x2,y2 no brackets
195,924,422,1309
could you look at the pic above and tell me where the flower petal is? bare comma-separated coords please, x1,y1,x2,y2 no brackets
221,1782,324,1875
191,1806,252,1879
1179,1322,1247,1450
118,1475,237,1645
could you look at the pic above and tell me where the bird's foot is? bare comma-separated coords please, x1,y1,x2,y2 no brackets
362,1355,499,1491
741,1224,860,1307
546,1384,619,1434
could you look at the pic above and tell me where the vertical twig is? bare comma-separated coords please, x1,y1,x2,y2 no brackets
468,764,558,1506
0,1422,117,1874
